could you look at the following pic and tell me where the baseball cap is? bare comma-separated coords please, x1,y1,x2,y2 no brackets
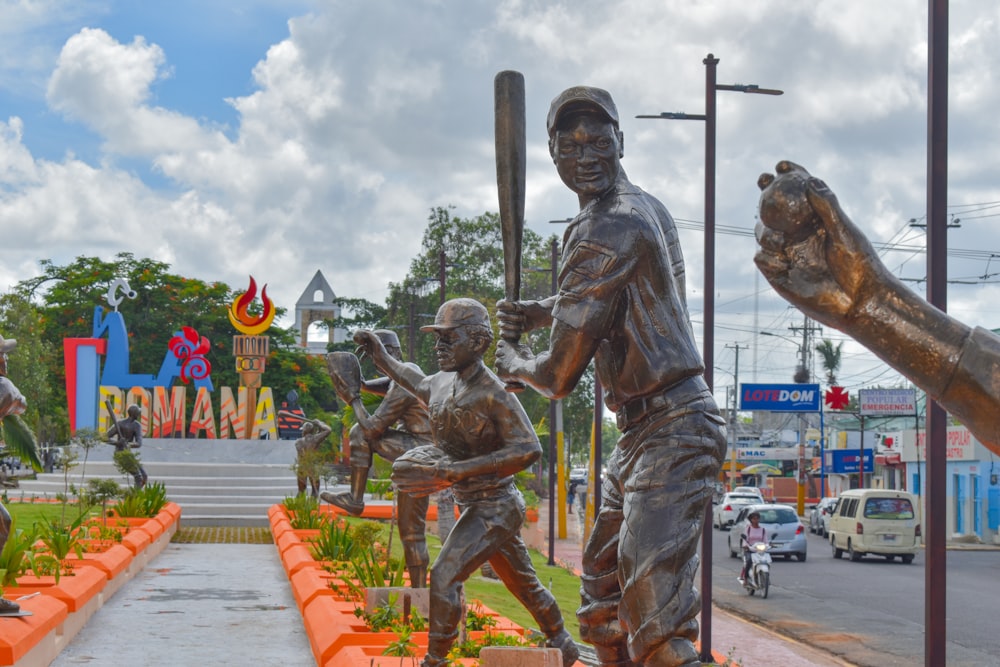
0,335,16,354
373,329,401,349
546,86,619,137
420,298,490,332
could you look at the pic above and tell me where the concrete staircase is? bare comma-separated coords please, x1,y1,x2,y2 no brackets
14,438,341,527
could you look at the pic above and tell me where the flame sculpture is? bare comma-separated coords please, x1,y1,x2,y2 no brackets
228,276,276,335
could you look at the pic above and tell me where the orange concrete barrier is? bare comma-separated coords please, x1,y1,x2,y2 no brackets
9,566,107,613
121,528,152,555
0,595,68,665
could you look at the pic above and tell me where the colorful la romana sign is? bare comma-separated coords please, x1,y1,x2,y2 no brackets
64,277,279,440
740,383,821,412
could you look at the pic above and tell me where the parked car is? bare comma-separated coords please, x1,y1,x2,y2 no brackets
808,497,838,537
728,503,808,562
828,489,921,563
713,492,762,530
732,486,765,502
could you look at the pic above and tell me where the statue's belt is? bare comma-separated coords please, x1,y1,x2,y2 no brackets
615,376,705,431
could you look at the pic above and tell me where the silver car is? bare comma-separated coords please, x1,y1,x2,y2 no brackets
808,497,838,537
713,492,763,530
728,503,808,562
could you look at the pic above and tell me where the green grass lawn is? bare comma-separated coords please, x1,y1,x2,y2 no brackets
6,501,101,528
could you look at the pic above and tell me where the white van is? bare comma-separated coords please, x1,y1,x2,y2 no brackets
828,489,921,563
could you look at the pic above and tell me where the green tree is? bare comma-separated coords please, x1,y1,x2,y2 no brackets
0,291,56,440
815,339,844,386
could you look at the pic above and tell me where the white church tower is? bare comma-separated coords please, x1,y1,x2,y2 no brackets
293,270,346,353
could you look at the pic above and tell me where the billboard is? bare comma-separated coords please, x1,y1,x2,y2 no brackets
825,448,874,474
858,388,917,416
740,383,821,412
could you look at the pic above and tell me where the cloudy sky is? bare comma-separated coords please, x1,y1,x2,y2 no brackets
3,0,1000,410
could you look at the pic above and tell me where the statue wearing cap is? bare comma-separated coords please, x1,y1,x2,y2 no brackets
321,328,434,588
0,335,29,614
496,87,727,667
352,298,579,667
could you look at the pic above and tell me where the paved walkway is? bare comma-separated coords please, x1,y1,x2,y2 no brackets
52,543,313,666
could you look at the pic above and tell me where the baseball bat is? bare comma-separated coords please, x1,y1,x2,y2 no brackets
495,70,526,392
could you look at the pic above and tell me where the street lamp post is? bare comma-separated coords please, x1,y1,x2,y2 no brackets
638,53,782,662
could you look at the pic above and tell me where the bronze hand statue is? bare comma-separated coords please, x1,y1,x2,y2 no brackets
756,160,1000,457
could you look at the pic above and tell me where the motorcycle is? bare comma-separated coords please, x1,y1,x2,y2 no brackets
742,542,773,598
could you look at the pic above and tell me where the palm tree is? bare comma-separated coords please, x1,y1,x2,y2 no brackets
815,339,843,386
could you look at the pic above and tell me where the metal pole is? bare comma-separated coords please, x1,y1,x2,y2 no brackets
926,1,949,663
548,394,557,566
548,238,561,565
407,300,416,363
438,250,446,307
859,415,865,489
699,53,719,664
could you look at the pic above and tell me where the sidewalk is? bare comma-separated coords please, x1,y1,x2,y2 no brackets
51,543,313,666
542,503,852,667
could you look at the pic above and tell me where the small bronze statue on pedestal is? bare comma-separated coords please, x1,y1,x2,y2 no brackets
105,404,148,489
293,418,332,498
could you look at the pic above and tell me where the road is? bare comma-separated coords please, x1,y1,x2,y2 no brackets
708,521,1000,666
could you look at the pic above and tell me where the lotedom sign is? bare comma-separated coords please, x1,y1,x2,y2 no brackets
740,383,820,412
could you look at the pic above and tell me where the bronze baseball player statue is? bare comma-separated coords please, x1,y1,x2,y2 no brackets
353,299,579,667
495,87,727,667
0,334,39,616
105,404,148,488
294,418,332,498
323,329,433,588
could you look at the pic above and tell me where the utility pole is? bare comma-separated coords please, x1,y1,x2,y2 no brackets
789,315,822,383
725,344,748,492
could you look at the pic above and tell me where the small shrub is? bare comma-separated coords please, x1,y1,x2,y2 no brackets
0,518,41,586
310,520,357,562
283,493,329,529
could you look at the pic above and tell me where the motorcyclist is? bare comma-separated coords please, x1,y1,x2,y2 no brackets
739,510,769,585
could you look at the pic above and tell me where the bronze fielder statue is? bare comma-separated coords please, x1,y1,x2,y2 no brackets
294,418,332,498
495,86,727,667
756,159,1000,458
322,329,433,588
0,335,29,614
353,299,579,667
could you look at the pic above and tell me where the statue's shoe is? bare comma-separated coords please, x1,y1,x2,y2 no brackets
319,491,364,516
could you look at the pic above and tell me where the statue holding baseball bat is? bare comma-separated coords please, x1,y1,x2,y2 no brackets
351,299,579,667
105,402,148,489
495,86,727,667
323,330,433,589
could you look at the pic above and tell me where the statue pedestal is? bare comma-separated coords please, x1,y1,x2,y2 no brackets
480,647,563,667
